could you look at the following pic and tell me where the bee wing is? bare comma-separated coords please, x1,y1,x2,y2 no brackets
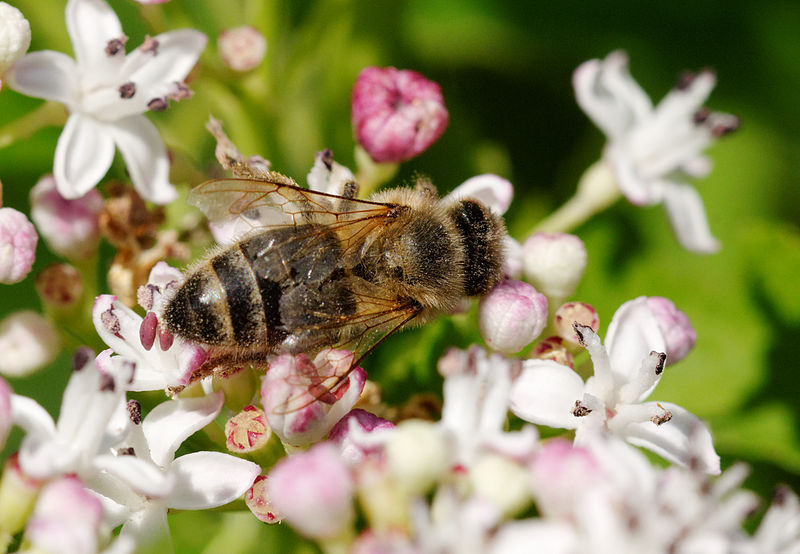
275,295,423,414
188,175,395,230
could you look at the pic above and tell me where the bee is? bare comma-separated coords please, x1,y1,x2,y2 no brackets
162,157,506,403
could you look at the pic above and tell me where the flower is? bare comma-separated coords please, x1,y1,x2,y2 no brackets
510,297,720,473
478,279,548,354
0,2,31,86
218,25,266,72
0,206,38,284
261,349,366,448
521,232,587,301
0,311,60,377
5,0,206,203
553,301,599,345
244,475,281,523
352,66,449,163
328,408,395,466
30,174,103,260
573,50,738,253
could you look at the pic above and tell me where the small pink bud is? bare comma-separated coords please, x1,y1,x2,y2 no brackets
646,296,697,364
531,336,574,369
218,25,267,72
30,175,103,260
529,439,601,518
34,263,83,309
522,232,587,300
245,475,281,523
262,349,366,448
225,405,271,453
267,442,355,538
329,408,394,465
479,279,548,353
0,207,37,284
352,66,449,163
554,302,599,345
0,311,60,377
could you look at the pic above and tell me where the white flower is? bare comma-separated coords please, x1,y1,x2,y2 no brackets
510,297,720,474
91,392,260,550
5,0,206,203
574,50,738,253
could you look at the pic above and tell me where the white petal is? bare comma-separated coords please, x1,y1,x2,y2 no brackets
448,174,514,215
612,401,720,474
662,181,721,253
142,393,224,468
125,30,207,87
490,520,578,554
604,297,666,391
509,360,584,429
54,114,115,198
118,504,172,553
94,454,175,498
11,394,55,437
5,51,79,106
573,59,627,140
168,451,260,510
598,50,653,125
606,145,656,205
66,0,123,69
108,116,176,204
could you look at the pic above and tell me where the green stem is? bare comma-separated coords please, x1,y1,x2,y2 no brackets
533,160,621,235
0,102,68,150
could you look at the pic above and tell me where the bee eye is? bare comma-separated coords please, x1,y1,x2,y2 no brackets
392,266,404,280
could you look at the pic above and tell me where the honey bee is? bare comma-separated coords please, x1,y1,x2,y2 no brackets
162,157,506,402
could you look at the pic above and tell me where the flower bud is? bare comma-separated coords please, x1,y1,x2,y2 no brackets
530,336,574,369
35,263,83,310
479,279,548,354
352,530,417,554
267,442,354,538
0,207,37,284
218,25,267,72
554,302,599,345
0,3,31,78
262,349,366,448
0,311,59,377
245,475,281,523
471,453,532,517
352,66,448,163
385,420,448,495
528,439,600,517
329,408,395,465
30,175,103,260
522,232,587,301
225,405,271,454
646,296,696,364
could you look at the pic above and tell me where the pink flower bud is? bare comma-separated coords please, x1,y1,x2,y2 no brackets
35,263,83,309
261,349,367,448
352,66,449,163
0,207,37,284
30,175,103,260
522,233,587,300
646,296,697,364
528,439,600,517
479,279,548,354
0,311,59,377
329,408,395,465
267,442,354,538
554,302,599,345
218,25,267,72
245,475,281,523
531,336,574,369
225,405,271,453
25,476,102,554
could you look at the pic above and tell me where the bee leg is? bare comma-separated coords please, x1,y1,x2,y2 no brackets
336,180,360,211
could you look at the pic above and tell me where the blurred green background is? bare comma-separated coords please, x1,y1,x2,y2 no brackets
1,0,799,550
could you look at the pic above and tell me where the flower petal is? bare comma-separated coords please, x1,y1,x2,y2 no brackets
11,394,56,438
448,174,514,215
54,114,115,199
662,181,721,254
604,297,666,390
118,503,172,553
611,401,720,474
108,116,175,204
142,392,224,468
66,0,123,69
5,51,79,106
93,453,175,498
125,29,207,88
509,360,584,429
168,451,260,510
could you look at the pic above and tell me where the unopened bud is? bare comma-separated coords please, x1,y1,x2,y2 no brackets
470,453,531,517
646,296,696,364
385,420,448,495
479,279,548,354
522,232,587,301
352,66,448,163
218,25,266,72
0,311,59,377
554,302,599,345
0,3,31,78
0,207,37,284
225,405,271,453
35,263,83,309
531,336,574,368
